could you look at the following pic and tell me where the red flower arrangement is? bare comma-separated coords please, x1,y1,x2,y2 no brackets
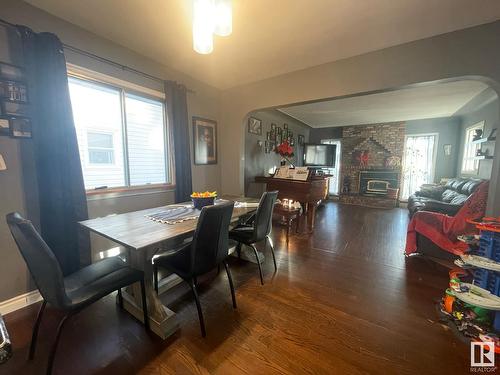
274,140,294,157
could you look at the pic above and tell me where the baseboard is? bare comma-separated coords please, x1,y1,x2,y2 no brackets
0,290,42,316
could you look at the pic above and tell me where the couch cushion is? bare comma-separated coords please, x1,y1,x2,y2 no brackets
414,185,445,199
449,194,469,205
445,178,468,191
460,179,482,195
441,189,460,203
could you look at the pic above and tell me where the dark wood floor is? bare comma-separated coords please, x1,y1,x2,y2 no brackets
2,202,470,374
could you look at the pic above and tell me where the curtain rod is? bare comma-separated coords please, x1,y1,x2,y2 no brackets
0,17,196,94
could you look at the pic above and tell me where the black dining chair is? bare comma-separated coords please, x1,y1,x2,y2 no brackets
229,191,278,285
6,212,149,375
153,202,236,337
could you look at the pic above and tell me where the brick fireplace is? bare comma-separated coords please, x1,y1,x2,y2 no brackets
339,123,405,209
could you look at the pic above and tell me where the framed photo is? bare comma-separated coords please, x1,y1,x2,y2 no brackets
276,133,282,144
9,116,32,138
265,140,271,154
0,80,28,103
444,144,452,156
2,100,30,116
298,134,305,145
271,123,276,131
248,117,262,135
283,123,288,129
193,117,217,165
0,117,9,136
269,130,276,141
0,63,24,81
277,127,282,135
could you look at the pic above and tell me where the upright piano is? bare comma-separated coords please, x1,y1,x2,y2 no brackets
255,175,329,233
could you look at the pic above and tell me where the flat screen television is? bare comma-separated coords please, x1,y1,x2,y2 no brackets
303,144,336,167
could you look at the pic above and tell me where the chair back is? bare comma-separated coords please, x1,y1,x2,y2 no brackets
252,191,278,241
191,202,235,275
6,213,68,308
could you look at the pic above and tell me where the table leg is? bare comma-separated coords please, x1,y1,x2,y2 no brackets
121,246,179,339
286,217,292,244
307,203,317,233
296,202,309,234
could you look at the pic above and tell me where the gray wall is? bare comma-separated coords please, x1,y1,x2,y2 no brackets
0,0,221,303
456,88,499,179
405,117,461,182
244,110,310,196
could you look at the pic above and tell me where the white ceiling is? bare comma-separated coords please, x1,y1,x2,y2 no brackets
24,0,500,89
278,80,490,128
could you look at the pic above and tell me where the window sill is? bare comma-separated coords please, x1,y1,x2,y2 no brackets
86,184,175,201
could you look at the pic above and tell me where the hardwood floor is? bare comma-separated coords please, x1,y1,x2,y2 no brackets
2,202,470,374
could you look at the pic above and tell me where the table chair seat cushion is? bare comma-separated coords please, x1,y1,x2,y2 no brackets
229,225,255,244
153,243,192,280
64,257,143,309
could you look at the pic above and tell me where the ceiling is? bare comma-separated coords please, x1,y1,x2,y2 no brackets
278,80,490,128
25,0,500,89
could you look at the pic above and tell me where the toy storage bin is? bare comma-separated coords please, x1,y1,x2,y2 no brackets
475,230,500,262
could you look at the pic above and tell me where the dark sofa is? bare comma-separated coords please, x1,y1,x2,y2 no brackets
407,178,483,217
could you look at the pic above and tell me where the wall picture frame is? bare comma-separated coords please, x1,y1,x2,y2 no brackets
248,116,262,135
0,62,24,82
444,144,452,156
0,80,28,103
9,116,32,138
0,117,10,136
193,117,217,165
265,140,271,153
2,100,30,116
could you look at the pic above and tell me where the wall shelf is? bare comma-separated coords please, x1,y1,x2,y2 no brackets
472,137,496,144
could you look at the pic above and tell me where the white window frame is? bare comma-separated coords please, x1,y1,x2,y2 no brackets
67,64,174,193
461,121,484,175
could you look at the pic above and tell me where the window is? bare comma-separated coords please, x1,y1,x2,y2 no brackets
68,75,170,190
461,122,484,175
401,134,437,200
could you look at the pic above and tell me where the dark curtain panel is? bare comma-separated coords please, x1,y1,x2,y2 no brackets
165,81,193,203
17,26,90,275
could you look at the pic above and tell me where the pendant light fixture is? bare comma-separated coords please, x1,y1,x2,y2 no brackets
193,0,232,54
213,0,232,37
193,0,214,54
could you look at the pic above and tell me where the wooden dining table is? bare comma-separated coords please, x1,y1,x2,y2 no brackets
79,196,259,339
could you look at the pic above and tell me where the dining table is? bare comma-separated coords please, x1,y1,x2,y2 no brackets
79,196,259,339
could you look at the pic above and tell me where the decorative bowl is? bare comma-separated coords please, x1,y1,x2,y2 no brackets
191,196,216,210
